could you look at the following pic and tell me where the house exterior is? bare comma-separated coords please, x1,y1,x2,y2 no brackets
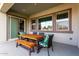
0,3,79,48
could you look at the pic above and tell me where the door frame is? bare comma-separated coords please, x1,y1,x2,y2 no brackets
8,15,26,40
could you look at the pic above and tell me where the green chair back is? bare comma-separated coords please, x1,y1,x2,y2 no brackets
19,32,26,35
18,32,27,38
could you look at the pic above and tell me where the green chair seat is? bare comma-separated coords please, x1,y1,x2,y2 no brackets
39,35,49,47
39,41,48,47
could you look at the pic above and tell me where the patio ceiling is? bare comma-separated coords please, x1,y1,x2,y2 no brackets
7,3,62,17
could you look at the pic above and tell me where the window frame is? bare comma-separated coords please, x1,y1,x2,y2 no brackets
37,15,53,32
30,8,73,33
54,9,72,33
30,18,38,31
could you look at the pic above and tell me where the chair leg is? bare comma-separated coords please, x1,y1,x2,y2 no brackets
37,45,42,53
52,43,53,51
29,49,31,56
47,48,50,56
32,47,35,52
37,47,40,53
52,46,53,51
16,43,18,47
37,41,40,53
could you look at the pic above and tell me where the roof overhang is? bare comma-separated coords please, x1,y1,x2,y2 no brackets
0,3,14,13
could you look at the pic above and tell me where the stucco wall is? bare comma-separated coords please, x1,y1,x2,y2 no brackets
28,4,79,46
0,12,7,42
77,4,79,48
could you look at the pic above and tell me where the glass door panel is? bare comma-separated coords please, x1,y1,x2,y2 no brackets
11,17,19,38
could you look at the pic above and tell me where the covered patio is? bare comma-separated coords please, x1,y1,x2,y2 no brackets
0,3,79,56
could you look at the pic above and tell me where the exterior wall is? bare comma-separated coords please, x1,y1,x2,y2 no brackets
24,19,27,32
28,4,79,46
0,12,7,42
6,15,10,40
77,4,79,48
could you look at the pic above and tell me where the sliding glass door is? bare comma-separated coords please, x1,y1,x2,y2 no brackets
11,17,19,38
7,15,26,40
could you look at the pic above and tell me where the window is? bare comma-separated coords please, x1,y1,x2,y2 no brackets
31,19,37,30
31,9,72,33
38,16,53,31
56,10,71,31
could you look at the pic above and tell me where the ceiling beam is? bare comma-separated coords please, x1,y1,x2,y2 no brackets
0,3,14,13
7,11,28,19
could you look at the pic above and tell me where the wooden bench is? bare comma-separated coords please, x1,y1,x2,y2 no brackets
16,39,36,56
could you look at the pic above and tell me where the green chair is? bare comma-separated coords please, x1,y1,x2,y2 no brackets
18,32,27,39
39,35,49,47
39,34,54,56
19,32,26,35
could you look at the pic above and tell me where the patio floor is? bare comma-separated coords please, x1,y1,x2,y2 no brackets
0,41,79,56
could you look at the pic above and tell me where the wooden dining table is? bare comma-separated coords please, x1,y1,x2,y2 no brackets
20,34,44,53
20,34,43,41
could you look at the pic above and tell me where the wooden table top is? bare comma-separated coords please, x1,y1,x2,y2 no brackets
20,34,44,41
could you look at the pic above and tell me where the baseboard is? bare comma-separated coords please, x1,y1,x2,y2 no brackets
8,38,18,41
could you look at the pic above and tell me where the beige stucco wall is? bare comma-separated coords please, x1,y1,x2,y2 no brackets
76,4,79,48
0,12,7,42
28,4,79,47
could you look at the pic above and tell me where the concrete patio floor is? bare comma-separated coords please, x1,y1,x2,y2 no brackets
0,41,79,56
